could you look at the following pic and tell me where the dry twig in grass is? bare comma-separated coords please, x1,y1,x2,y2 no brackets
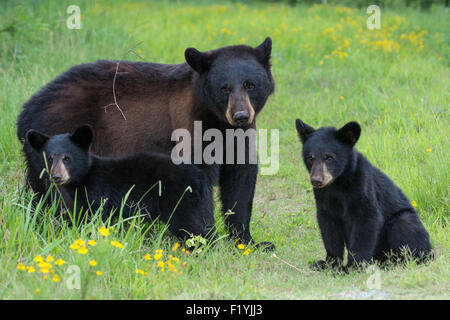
102,41,145,120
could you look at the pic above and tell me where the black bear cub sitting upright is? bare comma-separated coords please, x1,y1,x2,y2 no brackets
295,118,432,270
26,125,214,241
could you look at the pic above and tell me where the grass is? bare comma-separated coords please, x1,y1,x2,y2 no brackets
0,0,449,299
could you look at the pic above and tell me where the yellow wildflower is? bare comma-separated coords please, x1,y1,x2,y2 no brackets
35,289,41,294
172,242,180,252
74,238,85,246
237,243,245,250
157,261,165,268
17,263,25,271
52,274,60,282
54,259,65,266
110,240,123,249
69,242,80,250
243,249,251,256
40,268,50,274
96,270,102,276
26,266,35,273
412,201,417,208
33,255,44,263
46,255,54,262
136,269,147,275
154,253,163,260
340,96,344,101
89,260,98,267
88,240,97,246
144,253,151,260
426,148,432,152
77,246,88,255
99,226,110,237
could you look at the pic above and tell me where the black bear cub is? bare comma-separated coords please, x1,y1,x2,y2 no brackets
295,118,432,270
26,125,215,241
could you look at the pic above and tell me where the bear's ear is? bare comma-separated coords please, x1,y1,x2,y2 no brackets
26,129,49,151
337,121,361,146
295,118,315,143
185,48,213,74
70,125,94,150
254,37,272,65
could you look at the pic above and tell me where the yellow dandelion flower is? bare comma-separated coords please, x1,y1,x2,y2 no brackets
35,289,41,294
99,226,110,237
43,275,49,280
26,266,35,273
110,240,123,249
96,270,102,276
157,261,165,268
74,238,85,246
77,246,88,255
33,255,44,263
339,96,344,101
172,257,180,263
54,259,65,266
182,262,187,268
243,249,251,256
426,148,432,152
412,201,417,208
136,269,147,275
45,255,54,262
154,253,162,260
144,253,151,260
172,242,180,252
52,274,60,282
69,242,80,250
237,243,245,250
88,240,97,246
89,260,98,267
40,268,50,274
17,263,25,271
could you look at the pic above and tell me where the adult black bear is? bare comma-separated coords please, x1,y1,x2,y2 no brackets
295,118,433,270
17,38,275,249
26,125,215,241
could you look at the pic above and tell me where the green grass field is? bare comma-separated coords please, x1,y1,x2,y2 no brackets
0,0,449,299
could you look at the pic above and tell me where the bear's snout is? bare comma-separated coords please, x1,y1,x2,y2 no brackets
225,91,255,127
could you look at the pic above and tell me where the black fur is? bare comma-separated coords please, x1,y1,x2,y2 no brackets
295,119,433,270
26,126,215,241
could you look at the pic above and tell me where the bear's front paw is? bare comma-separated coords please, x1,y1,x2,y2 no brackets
310,260,327,271
254,241,276,252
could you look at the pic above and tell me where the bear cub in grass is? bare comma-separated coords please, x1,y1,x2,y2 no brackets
26,125,215,241
295,119,432,270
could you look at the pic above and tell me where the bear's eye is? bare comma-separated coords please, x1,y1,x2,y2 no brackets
306,154,315,161
47,156,53,164
243,80,255,90
63,156,71,164
324,154,334,162
221,86,232,94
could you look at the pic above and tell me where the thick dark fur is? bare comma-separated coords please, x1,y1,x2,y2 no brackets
26,126,215,241
17,38,275,249
295,119,433,270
